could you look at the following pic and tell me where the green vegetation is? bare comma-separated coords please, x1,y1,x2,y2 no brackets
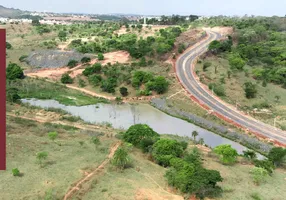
6,63,24,80
60,73,73,84
214,144,238,165
7,78,108,106
112,147,130,170
11,168,20,176
6,41,12,49
250,167,269,185
67,59,78,68
48,131,58,142
267,147,286,167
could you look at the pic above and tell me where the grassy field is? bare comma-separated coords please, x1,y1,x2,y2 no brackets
195,56,286,130
2,115,117,200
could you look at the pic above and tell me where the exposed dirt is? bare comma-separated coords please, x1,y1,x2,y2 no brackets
203,26,234,37
25,50,131,80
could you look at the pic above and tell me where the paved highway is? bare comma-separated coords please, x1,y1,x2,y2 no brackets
176,30,286,145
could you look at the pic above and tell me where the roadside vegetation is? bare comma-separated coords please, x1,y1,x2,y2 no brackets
195,16,286,129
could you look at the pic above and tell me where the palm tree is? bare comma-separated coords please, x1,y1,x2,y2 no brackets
112,147,129,170
192,131,199,142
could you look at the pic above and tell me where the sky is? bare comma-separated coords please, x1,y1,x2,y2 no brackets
1,0,286,16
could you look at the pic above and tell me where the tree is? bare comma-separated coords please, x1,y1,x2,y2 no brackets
198,138,205,145
91,136,101,149
6,42,12,49
244,82,257,99
58,31,67,41
6,63,24,80
112,147,130,170
88,74,102,86
250,167,269,185
48,132,58,142
120,87,128,97
214,144,238,164
192,131,199,142
147,76,169,94
67,60,78,68
81,57,91,63
61,73,73,84
6,87,21,103
98,53,104,60
93,63,102,73
268,147,286,167
228,54,246,70
243,150,257,160
12,168,20,176
152,139,184,166
32,19,40,26
36,152,48,167
123,124,159,151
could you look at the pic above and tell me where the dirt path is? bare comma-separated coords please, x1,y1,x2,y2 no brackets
63,141,121,200
6,113,103,132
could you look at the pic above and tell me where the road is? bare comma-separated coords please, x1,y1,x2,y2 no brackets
175,30,286,146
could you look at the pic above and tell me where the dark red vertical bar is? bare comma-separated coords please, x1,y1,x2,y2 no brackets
0,29,6,170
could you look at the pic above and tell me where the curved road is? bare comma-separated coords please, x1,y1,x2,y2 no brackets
176,30,286,146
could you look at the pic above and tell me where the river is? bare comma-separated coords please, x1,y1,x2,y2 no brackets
22,98,262,156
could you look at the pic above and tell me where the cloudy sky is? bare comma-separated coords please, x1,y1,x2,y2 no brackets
1,0,285,16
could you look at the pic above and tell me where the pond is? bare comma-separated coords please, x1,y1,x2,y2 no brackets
22,98,263,157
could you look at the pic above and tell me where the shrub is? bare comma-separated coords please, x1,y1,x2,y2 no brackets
98,53,104,60
67,60,78,68
88,74,102,86
48,131,58,142
119,87,128,97
253,159,274,174
19,55,28,62
214,144,238,164
6,87,21,102
6,42,12,49
152,139,184,167
101,78,117,93
208,83,225,96
36,152,48,166
250,167,269,185
268,147,286,167
12,168,20,176
146,76,169,94
61,73,73,84
244,81,257,98
123,124,159,151
93,63,102,73
81,57,91,63
6,63,24,80
243,150,257,160
112,147,130,170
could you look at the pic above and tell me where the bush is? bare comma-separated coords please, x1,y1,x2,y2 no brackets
152,139,184,166
88,74,102,86
12,168,20,176
208,83,225,96
101,78,117,93
214,144,238,164
6,63,24,80
48,131,58,142
250,167,269,185
146,76,169,94
81,57,91,63
6,42,12,49
67,60,78,68
6,87,21,102
178,43,185,53
93,63,102,73
19,55,28,62
253,159,274,174
268,147,286,167
98,53,104,60
120,87,128,97
61,73,73,84
112,147,130,170
123,124,159,151
244,82,257,99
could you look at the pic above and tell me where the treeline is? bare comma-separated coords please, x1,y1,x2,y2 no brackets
70,26,182,58
139,15,199,25
207,17,286,89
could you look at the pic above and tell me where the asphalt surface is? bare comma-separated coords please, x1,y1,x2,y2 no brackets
176,31,286,145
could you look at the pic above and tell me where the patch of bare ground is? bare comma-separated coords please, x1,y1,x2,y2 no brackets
135,188,183,200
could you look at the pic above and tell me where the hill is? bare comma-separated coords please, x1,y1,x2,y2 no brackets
0,5,27,18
